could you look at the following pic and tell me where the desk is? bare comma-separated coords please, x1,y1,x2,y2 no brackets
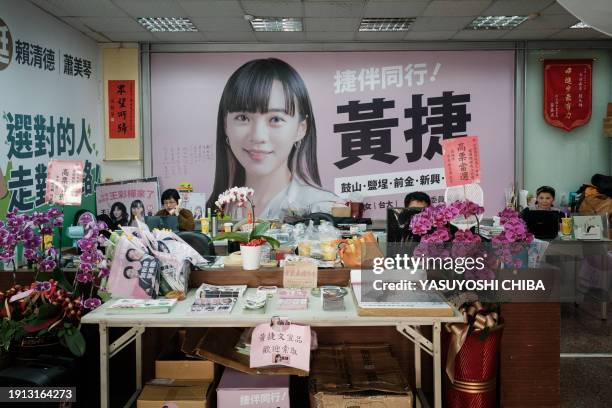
82,286,463,408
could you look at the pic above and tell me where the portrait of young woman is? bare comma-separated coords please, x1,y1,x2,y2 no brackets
205,58,338,220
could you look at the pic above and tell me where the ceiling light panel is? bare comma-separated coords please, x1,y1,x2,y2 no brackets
359,18,416,32
250,17,303,32
137,17,198,32
467,16,528,30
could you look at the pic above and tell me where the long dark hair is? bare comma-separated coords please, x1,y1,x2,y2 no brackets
129,199,145,225
206,58,321,210
110,202,128,226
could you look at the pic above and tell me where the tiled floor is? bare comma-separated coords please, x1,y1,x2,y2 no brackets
561,303,612,408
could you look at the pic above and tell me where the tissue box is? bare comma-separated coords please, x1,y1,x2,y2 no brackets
217,368,290,408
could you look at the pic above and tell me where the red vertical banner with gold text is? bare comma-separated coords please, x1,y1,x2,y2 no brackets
108,79,136,138
543,59,592,132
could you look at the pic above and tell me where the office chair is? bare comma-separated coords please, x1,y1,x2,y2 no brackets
177,231,216,256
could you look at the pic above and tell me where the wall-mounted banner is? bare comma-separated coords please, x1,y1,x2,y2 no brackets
108,80,136,138
151,51,515,218
45,159,84,205
95,178,160,227
442,136,481,187
543,59,593,132
0,1,101,219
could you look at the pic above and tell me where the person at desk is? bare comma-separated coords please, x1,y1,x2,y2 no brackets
520,186,564,217
404,191,431,208
155,189,195,231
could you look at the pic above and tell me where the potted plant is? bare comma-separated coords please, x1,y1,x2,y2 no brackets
0,209,109,361
213,187,280,270
410,202,533,408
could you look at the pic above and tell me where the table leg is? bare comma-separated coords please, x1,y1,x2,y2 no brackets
433,322,442,408
136,329,143,391
414,325,422,408
99,323,109,408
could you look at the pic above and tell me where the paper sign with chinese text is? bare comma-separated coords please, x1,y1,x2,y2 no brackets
250,322,311,372
544,59,592,131
108,80,136,138
45,160,84,205
442,136,481,187
283,261,317,288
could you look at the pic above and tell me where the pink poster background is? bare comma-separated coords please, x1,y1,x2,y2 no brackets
151,51,514,217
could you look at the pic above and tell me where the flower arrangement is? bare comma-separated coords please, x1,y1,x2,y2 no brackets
0,208,110,357
410,200,533,279
213,187,280,249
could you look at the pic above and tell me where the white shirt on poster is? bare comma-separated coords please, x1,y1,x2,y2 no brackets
227,177,339,220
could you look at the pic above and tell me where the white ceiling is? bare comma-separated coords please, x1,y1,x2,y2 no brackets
28,0,611,43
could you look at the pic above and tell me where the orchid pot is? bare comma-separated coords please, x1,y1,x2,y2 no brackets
240,243,263,270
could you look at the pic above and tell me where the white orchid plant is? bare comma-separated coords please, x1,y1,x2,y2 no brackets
213,187,280,248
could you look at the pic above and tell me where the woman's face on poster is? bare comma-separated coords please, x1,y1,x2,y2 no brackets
132,203,144,217
225,80,307,178
113,206,123,219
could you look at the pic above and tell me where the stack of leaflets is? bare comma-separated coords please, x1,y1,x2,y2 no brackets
107,298,177,314
322,287,346,311
194,283,247,299
278,288,309,311
190,283,247,314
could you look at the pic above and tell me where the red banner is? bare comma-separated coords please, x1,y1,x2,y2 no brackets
108,80,136,138
543,59,592,132
442,136,481,187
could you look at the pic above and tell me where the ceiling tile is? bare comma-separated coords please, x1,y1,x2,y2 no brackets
305,31,356,41
113,0,188,18
192,17,252,32
410,16,474,31
548,28,609,40
519,14,579,30
152,31,207,41
482,0,555,16
355,31,407,41
104,31,158,42
423,1,492,17
452,29,511,40
82,31,112,42
35,0,126,17
242,1,304,17
60,17,94,33
540,2,572,15
403,30,457,40
177,0,243,17
305,1,366,18
202,32,258,42
29,0,70,16
254,32,307,42
305,18,358,32
501,28,560,39
79,17,146,32
363,1,430,18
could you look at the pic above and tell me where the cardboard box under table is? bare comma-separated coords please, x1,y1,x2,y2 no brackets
156,329,215,381
217,368,290,408
309,344,413,408
138,380,211,408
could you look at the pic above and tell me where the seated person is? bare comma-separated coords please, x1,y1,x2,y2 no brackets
155,189,195,231
404,191,431,208
520,186,564,218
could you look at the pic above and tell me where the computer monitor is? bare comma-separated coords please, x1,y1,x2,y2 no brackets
523,210,560,240
144,215,179,232
387,207,423,243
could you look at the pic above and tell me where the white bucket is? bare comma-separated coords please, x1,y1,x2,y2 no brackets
240,245,262,270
